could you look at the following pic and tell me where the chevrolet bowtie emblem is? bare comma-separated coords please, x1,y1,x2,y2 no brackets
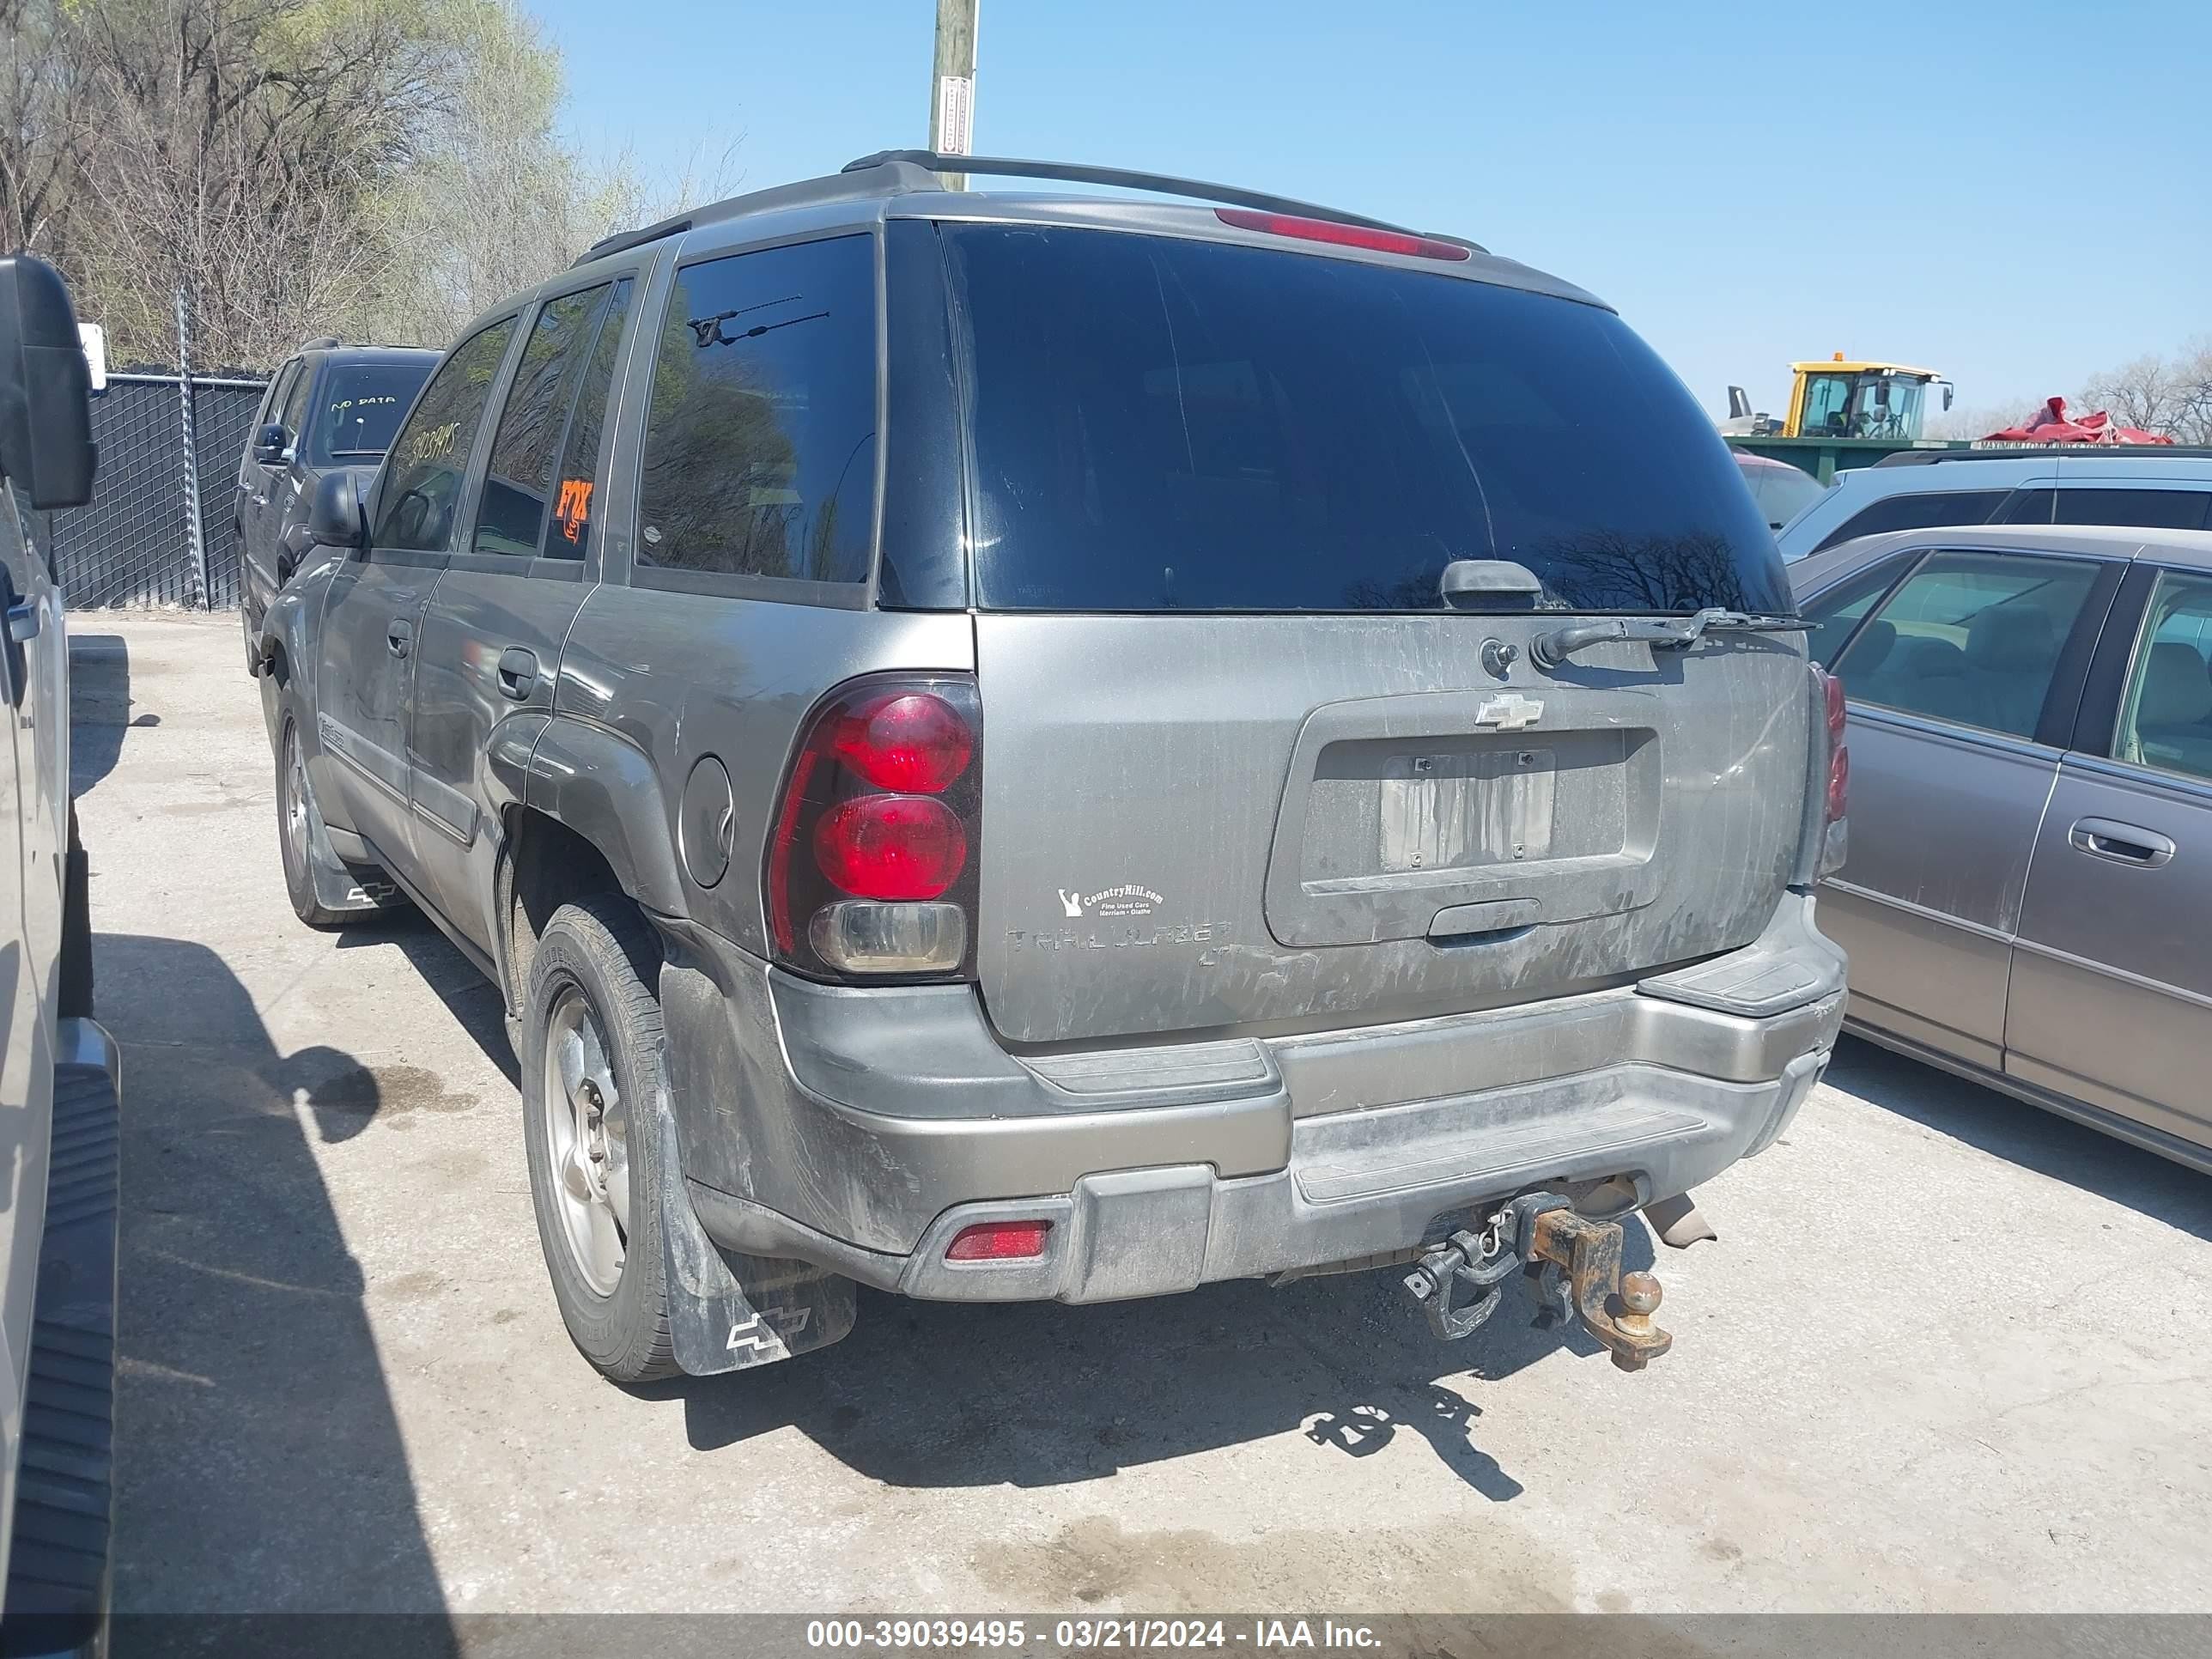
1473,694,1545,731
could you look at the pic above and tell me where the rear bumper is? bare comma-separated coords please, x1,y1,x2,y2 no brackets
662,896,1844,1305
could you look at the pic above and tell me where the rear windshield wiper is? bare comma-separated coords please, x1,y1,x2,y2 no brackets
1530,608,1805,668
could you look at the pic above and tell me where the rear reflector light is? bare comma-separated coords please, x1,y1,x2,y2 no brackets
1213,207,1472,263
813,793,967,900
945,1220,1052,1262
767,674,982,979
832,691,975,793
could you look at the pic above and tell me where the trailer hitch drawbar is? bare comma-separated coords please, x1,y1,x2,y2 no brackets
1401,1191,1673,1372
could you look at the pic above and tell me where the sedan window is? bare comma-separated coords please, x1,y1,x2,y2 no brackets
2113,572,2212,781
1832,550,2102,740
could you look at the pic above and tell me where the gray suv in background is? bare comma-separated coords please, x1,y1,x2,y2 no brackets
234,340,435,654
253,151,1848,1386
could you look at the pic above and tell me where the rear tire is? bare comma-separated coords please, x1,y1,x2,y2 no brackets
276,714,350,928
520,894,678,1383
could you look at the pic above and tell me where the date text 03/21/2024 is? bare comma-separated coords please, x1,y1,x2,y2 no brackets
805,1620,1382,1651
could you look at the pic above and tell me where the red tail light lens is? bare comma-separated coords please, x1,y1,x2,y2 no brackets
813,795,967,901
1822,671,1849,823
1213,208,1472,263
767,674,982,979
945,1220,1052,1262
831,691,974,793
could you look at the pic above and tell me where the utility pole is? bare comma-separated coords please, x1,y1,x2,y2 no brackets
929,0,979,190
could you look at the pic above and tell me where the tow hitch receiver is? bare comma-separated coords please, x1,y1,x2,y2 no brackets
1401,1192,1674,1371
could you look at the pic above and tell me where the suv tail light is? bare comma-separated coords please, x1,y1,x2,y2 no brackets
1824,670,1849,823
1816,666,1849,878
768,675,981,979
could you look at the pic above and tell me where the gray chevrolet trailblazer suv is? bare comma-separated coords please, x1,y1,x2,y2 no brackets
251,151,1849,1385
234,340,436,659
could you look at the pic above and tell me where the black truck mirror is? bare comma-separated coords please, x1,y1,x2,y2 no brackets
0,255,96,510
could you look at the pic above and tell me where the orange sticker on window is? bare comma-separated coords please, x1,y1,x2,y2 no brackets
556,478,593,542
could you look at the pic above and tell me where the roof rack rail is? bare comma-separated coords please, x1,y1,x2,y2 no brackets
841,149,1463,242
1872,445,2212,467
572,156,946,267
574,149,1481,268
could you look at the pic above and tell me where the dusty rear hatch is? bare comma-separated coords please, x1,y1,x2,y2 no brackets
937,220,1802,1046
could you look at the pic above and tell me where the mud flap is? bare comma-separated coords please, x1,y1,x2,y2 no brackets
653,1095,855,1375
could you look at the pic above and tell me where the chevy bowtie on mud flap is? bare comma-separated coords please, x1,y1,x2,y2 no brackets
1399,1191,1671,1372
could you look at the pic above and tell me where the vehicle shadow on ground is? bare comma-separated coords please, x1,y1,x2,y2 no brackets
658,1227,1656,1500
659,1261,1654,1499
99,932,459,1647
336,914,519,1088
68,633,146,797
1827,1034,2212,1243
389,913,1650,1501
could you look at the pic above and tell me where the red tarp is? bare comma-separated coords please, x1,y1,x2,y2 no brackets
1985,397,2175,445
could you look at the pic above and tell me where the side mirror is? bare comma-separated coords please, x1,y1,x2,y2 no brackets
1726,386,1751,421
252,422,290,465
307,469,367,550
0,255,97,509
1875,380,1892,409
1941,381,1955,411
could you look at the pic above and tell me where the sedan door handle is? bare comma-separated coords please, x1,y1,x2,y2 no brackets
386,618,413,658
495,646,538,702
2069,817,2175,868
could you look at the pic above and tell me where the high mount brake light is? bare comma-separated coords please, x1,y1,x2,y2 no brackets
767,676,982,980
1212,207,1473,263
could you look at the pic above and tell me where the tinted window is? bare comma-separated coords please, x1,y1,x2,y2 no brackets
1833,550,2100,739
1996,488,2056,524
1800,556,1913,669
1736,456,1830,532
2052,488,2212,531
472,285,611,557
947,225,1787,615
1813,488,2008,552
546,279,632,559
276,361,313,441
374,319,516,552
310,362,434,464
2113,571,2212,781
259,361,301,441
636,235,877,585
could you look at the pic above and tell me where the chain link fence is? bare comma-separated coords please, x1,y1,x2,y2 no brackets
29,371,268,609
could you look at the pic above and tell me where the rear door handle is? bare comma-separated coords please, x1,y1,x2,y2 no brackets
2069,817,2175,867
386,618,413,658
496,646,538,702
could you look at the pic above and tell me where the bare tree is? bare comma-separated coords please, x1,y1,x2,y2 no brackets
2081,339,2212,445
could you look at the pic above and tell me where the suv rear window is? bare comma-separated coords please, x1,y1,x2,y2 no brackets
311,362,433,463
1811,487,2009,553
946,225,1788,616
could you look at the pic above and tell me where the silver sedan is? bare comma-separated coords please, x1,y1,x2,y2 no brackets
1793,523,2212,1171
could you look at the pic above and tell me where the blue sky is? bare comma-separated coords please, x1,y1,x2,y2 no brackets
532,0,2209,422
